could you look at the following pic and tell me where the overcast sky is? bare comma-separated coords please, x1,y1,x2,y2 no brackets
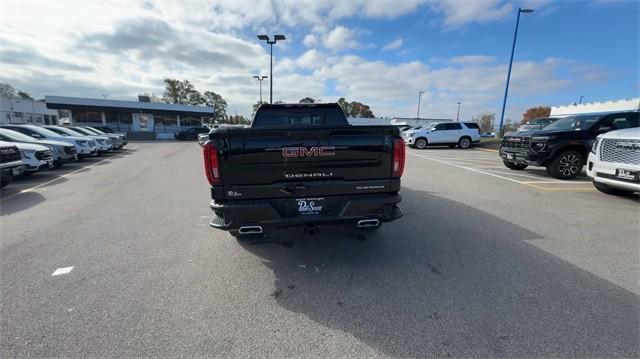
1,0,638,120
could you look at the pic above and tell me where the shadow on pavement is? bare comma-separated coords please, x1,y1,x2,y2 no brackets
239,187,639,357
0,191,46,216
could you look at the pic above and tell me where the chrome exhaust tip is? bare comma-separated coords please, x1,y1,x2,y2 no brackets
357,219,380,228
238,226,263,234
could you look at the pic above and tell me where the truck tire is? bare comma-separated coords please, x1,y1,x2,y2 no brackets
593,182,636,196
503,161,528,170
458,136,472,149
415,138,428,149
546,150,584,179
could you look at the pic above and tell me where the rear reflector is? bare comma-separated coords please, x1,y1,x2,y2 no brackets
392,137,405,178
203,142,221,185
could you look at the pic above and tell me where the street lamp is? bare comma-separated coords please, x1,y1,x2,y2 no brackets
498,8,534,137
257,34,286,104
579,95,584,104
456,102,461,122
253,75,268,103
416,90,425,119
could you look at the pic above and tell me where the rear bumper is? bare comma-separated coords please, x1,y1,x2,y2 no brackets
209,193,403,231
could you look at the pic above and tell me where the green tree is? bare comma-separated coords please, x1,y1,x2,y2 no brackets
299,97,316,103
162,79,200,105
0,83,17,97
336,97,375,118
203,91,227,123
17,91,33,100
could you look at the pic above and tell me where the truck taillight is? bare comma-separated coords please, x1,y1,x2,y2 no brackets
392,137,405,178
203,142,221,185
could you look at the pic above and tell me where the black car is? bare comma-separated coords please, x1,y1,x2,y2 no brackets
500,111,639,179
174,127,210,140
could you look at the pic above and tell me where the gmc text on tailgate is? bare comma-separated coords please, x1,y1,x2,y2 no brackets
203,103,405,237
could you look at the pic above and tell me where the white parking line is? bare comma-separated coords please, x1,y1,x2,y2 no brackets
409,152,524,184
1,146,138,202
52,266,74,276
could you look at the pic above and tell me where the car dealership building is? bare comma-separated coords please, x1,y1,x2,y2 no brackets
44,96,214,139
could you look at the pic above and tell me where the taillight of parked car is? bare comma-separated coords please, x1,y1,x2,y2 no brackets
392,137,405,178
203,142,221,185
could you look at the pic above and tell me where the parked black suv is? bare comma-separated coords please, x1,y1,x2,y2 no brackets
175,127,210,140
500,111,639,179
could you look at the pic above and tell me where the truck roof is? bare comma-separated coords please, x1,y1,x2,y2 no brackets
257,103,342,110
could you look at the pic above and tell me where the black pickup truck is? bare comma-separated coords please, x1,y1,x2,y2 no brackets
203,103,405,237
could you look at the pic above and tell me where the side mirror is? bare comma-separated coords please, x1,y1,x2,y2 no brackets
31,133,44,138
597,126,612,133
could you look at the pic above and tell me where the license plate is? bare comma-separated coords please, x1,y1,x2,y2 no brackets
615,168,639,182
506,153,514,160
296,197,325,215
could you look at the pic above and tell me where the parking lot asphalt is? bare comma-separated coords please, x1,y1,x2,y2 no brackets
1,142,638,358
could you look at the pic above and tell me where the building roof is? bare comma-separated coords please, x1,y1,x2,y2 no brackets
45,96,214,115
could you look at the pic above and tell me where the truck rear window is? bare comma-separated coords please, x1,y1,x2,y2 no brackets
253,107,348,128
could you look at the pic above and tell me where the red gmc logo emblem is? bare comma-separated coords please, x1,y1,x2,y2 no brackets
282,146,336,158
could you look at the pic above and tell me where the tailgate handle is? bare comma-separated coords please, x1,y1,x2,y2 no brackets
280,184,309,194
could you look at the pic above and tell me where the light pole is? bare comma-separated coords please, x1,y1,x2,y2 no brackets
456,102,461,122
579,95,584,104
257,34,286,104
253,75,268,103
416,90,425,119
498,7,534,137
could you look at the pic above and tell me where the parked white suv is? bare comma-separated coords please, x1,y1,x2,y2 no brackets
406,122,480,149
587,127,639,196
12,142,54,174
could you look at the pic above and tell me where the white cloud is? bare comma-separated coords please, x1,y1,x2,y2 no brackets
382,38,404,51
296,49,327,69
425,0,513,29
0,0,591,121
323,26,359,51
302,34,318,47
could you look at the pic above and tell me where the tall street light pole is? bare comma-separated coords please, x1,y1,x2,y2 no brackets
498,8,534,137
416,90,425,119
257,34,286,104
253,75,268,103
456,102,461,122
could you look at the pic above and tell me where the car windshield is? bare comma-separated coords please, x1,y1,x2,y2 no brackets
0,128,38,142
542,115,602,131
54,127,86,137
30,126,63,137
72,128,95,135
86,127,106,135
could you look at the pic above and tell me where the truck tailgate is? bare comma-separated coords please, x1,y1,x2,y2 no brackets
212,126,398,200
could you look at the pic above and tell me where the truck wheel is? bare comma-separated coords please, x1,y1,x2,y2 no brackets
415,138,428,149
503,161,528,170
458,137,472,149
546,150,584,179
593,182,636,196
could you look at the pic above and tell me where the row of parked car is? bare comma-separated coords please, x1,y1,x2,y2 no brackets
400,122,481,149
500,110,639,196
0,124,127,188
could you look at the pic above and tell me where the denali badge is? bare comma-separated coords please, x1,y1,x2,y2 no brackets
282,146,336,158
284,172,333,179
616,142,640,151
